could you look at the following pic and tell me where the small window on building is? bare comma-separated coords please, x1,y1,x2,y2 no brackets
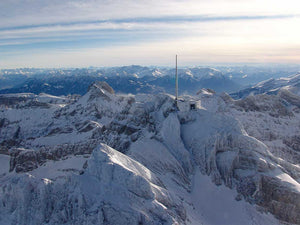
190,103,196,110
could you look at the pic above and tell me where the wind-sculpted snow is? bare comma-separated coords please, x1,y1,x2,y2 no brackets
0,80,300,224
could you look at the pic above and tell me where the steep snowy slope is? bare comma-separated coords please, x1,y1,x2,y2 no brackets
0,144,187,225
0,81,299,224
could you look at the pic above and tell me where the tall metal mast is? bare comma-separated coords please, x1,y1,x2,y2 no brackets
175,54,178,108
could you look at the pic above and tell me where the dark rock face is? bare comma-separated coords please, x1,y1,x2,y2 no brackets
47,127,73,136
257,176,300,224
91,123,138,154
0,139,19,155
0,95,29,106
23,100,51,108
0,118,8,128
9,140,99,173
0,94,51,109
283,136,300,152
9,149,38,173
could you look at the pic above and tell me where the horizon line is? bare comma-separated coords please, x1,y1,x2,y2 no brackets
2,62,300,70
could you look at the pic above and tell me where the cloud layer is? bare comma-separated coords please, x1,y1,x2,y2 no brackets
1,0,300,68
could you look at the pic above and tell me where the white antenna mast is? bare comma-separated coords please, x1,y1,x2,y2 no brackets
175,54,178,108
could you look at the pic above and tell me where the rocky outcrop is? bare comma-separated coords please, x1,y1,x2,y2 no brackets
0,94,33,106
257,175,300,224
9,140,99,173
283,135,300,152
87,81,114,101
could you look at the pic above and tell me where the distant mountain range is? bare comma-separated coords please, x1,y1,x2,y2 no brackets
1,65,299,96
0,66,238,96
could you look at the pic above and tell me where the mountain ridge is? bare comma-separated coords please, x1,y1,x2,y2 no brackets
231,72,300,99
0,79,300,224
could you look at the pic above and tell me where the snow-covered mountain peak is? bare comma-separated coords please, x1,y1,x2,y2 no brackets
87,81,115,101
196,88,216,96
88,81,114,94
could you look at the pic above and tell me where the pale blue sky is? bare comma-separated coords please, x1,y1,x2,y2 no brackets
1,0,300,68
